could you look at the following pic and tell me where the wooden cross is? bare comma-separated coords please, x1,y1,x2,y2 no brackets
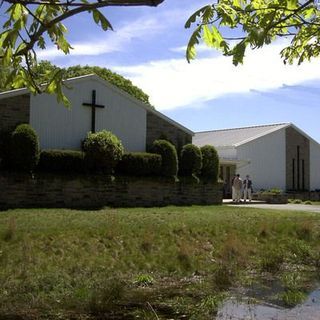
82,90,105,133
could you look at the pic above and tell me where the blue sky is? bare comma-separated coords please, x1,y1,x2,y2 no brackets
36,0,320,142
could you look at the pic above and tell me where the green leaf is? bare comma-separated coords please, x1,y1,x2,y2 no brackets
287,0,298,10
185,5,211,28
16,42,27,53
186,25,202,62
202,5,214,23
231,41,247,66
11,4,23,20
203,25,213,47
211,25,224,49
56,35,72,54
92,9,113,31
3,47,12,67
37,36,46,49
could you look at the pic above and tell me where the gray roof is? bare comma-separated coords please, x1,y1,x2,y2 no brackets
193,123,290,147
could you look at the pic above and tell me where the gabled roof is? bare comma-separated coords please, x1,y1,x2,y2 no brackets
0,74,193,136
193,123,291,147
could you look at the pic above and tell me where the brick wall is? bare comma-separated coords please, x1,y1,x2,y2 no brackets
0,94,30,132
146,112,192,150
286,127,310,191
0,173,222,209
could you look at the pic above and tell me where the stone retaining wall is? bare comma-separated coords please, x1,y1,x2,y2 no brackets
286,191,320,201
0,173,222,209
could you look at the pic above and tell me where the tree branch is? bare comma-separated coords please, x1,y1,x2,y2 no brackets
13,0,164,57
4,0,164,7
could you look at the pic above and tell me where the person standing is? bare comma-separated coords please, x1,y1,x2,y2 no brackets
243,174,253,202
233,174,243,203
231,174,236,202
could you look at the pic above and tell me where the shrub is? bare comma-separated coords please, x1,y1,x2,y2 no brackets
11,124,39,172
200,145,219,182
151,139,178,177
83,130,124,173
0,130,12,169
116,152,161,176
268,188,283,194
179,143,202,176
38,150,85,173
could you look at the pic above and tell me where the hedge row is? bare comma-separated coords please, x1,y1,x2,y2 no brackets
117,152,162,176
0,125,220,181
38,150,85,173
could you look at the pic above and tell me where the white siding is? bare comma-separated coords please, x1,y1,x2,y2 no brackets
236,129,286,191
30,78,147,151
310,140,320,190
216,147,237,159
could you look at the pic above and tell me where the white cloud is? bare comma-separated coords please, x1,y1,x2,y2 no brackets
37,1,203,60
37,15,167,59
113,42,320,111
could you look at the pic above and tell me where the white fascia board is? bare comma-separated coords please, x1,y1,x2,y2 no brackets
289,123,320,148
0,87,29,99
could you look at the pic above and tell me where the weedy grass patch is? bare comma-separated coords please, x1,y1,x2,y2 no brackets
0,206,320,319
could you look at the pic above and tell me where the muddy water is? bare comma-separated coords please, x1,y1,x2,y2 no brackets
217,287,320,320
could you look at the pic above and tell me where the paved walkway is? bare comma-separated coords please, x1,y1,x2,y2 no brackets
223,199,320,213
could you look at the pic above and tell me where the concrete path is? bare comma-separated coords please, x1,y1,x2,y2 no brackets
223,199,320,213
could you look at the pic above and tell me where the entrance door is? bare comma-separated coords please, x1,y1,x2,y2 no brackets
220,165,236,197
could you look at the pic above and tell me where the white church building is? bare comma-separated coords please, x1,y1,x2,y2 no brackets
2,74,320,194
0,74,193,152
194,123,320,193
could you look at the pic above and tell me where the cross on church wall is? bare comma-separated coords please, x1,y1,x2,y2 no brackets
82,90,105,133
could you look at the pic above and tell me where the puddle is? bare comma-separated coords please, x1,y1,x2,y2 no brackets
217,287,320,320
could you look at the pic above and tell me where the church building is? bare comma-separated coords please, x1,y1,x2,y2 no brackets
193,123,320,193
0,74,193,152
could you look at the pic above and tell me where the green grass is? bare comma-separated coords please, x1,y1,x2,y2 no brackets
1,206,320,319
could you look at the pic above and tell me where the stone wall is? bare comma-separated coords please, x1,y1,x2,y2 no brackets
0,173,222,209
146,112,192,150
286,191,320,201
0,94,30,132
286,127,310,191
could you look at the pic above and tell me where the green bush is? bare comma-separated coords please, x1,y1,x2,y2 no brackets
200,145,219,182
38,150,85,173
0,130,12,169
179,144,202,176
83,130,124,173
116,152,161,176
151,139,178,177
11,124,39,172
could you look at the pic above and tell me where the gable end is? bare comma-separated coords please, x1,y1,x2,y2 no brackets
146,111,192,150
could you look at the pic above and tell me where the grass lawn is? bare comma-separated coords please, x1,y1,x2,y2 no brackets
1,205,320,319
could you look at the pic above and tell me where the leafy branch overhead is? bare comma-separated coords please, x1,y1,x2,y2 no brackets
0,0,164,105
185,0,320,65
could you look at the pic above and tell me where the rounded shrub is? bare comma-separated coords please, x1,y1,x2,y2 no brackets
38,150,85,173
11,124,39,172
116,152,161,176
200,145,219,182
83,130,124,173
179,144,202,176
151,139,178,177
